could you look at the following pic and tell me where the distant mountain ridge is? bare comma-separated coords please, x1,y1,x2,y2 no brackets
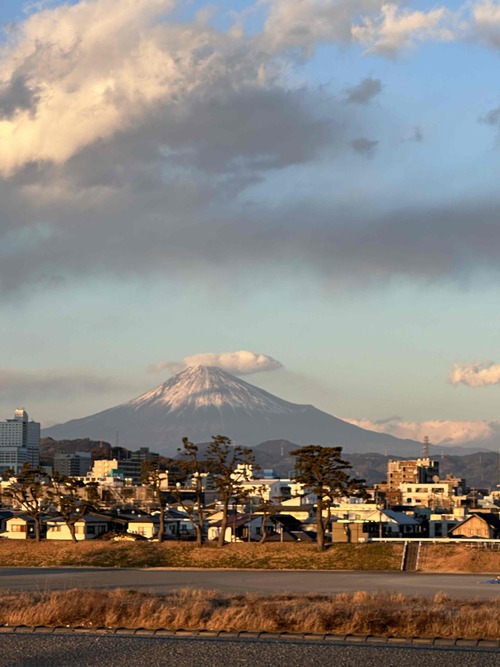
44,365,434,457
41,435,499,489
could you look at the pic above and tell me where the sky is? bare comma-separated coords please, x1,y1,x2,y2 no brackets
2,0,500,448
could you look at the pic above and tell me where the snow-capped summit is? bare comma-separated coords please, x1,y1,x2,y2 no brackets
44,364,423,456
128,365,300,415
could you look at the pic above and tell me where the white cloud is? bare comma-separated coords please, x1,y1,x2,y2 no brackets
0,0,273,176
261,0,389,53
344,416,496,446
449,361,500,387
470,0,500,48
149,350,283,376
147,361,185,375
352,4,455,57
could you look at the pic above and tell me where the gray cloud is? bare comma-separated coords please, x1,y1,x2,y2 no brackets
0,370,122,401
345,77,382,105
411,126,424,142
350,137,379,157
480,106,500,126
1,0,500,300
0,75,39,119
4,165,500,297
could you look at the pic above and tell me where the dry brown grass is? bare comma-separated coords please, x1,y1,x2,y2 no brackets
0,588,498,639
0,540,403,570
418,544,500,573
0,540,496,573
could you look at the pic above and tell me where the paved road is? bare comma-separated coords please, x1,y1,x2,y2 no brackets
0,568,499,598
0,634,498,667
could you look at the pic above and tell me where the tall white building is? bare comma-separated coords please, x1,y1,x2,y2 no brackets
0,409,40,474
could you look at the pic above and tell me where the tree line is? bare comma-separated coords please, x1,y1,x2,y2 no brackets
2,437,365,550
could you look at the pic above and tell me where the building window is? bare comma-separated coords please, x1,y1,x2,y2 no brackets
11,524,26,533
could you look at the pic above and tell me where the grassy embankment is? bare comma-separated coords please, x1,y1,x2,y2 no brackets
0,540,497,572
0,588,499,639
0,540,401,569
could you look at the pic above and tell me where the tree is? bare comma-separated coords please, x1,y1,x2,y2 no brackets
140,461,168,542
173,437,206,547
290,445,365,551
2,464,52,541
206,435,255,547
48,474,99,543
254,488,279,544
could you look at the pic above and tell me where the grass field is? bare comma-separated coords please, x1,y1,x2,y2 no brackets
0,540,497,572
0,588,498,639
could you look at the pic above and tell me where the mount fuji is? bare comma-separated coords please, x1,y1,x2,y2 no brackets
44,365,425,457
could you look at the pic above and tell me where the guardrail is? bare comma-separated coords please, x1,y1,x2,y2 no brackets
371,538,500,544
0,625,499,648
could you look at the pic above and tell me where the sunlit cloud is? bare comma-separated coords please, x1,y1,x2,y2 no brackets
449,361,500,388
148,350,283,376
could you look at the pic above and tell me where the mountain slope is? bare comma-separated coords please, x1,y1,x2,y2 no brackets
44,365,427,456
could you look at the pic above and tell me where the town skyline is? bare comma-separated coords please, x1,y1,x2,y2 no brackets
1,1,500,448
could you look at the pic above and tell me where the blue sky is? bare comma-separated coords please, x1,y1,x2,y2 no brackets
1,0,500,448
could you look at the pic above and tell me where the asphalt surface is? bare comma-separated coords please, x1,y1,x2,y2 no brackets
0,568,499,598
0,635,498,667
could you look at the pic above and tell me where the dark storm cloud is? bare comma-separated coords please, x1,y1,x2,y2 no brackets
344,77,382,105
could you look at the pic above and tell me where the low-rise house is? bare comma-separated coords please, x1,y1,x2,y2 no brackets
126,508,196,540
364,509,421,537
0,510,13,533
4,514,45,539
270,503,316,523
260,514,315,542
425,508,466,538
332,509,421,542
331,520,375,543
448,512,500,539
330,502,379,521
46,515,112,541
208,513,262,543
